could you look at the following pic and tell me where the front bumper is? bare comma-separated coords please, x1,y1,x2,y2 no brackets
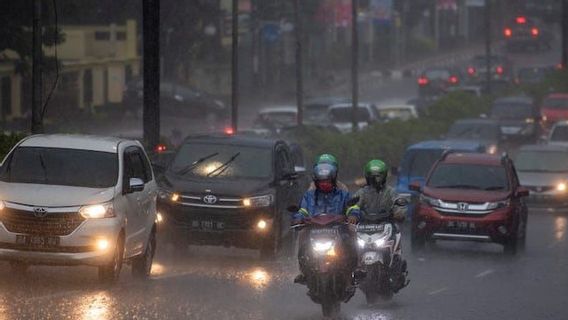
0,218,121,266
412,205,514,244
158,202,275,248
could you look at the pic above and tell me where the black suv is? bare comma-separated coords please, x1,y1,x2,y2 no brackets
156,135,305,258
503,15,552,52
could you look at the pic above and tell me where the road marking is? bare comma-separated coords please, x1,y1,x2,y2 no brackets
428,287,448,295
475,269,495,278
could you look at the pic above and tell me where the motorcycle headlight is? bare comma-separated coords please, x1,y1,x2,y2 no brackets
79,202,115,219
557,183,567,192
357,238,366,248
242,195,273,208
486,144,498,155
312,240,335,253
420,194,441,207
375,238,386,247
486,200,510,210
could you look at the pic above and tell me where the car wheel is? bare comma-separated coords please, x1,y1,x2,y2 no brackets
98,234,125,284
132,228,156,279
10,261,29,274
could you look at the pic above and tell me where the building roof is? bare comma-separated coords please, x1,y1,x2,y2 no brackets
19,134,132,153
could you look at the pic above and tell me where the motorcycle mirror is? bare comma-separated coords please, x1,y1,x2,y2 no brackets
287,205,300,213
394,198,409,207
347,197,360,207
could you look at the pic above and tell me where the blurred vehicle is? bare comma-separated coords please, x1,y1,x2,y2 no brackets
123,80,227,121
490,96,542,141
515,144,568,209
410,152,529,255
0,135,158,282
395,140,487,219
328,103,379,133
417,67,463,98
375,103,418,122
304,97,350,125
503,15,553,52
446,85,483,97
515,65,555,85
157,135,304,258
465,55,513,84
546,121,568,146
525,0,561,23
445,118,502,154
540,93,568,129
251,106,298,135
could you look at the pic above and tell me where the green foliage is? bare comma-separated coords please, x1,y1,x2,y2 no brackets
0,133,25,160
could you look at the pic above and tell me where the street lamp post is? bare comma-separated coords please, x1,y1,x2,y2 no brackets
231,0,239,133
293,0,304,126
351,0,359,133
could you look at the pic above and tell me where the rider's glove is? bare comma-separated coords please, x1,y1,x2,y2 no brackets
347,215,359,224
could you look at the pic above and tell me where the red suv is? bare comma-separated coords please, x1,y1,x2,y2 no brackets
410,152,529,254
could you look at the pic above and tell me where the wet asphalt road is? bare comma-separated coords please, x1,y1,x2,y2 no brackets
0,209,566,320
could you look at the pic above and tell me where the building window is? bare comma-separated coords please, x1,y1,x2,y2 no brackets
1,77,12,119
94,31,110,41
116,32,127,41
83,69,93,105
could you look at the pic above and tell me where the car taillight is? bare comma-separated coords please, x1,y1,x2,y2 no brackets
504,28,512,37
467,67,476,75
418,77,429,86
531,27,539,37
224,127,235,135
154,144,167,153
495,66,504,75
448,76,459,84
516,16,527,24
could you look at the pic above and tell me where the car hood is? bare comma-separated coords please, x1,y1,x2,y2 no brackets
160,174,273,197
423,186,510,202
517,171,568,187
0,182,115,207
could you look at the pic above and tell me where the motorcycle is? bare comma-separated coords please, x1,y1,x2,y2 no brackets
289,208,358,318
356,198,409,304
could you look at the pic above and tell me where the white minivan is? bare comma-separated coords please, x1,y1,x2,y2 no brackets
0,134,157,283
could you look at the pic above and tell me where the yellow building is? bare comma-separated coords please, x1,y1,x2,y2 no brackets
0,19,140,122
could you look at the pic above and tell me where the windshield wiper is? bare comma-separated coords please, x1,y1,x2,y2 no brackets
207,152,240,177
175,152,219,175
485,186,506,191
436,184,482,190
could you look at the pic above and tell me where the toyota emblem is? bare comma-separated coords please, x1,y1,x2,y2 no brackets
33,207,48,218
203,195,218,204
457,202,468,212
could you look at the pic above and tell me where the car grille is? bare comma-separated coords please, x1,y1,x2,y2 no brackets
526,185,554,193
178,193,243,209
0,208,85,236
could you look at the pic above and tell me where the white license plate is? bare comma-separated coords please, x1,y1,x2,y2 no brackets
191,220,225,230
16,235,60,248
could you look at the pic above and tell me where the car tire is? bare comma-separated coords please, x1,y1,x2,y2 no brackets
132,227,156,279
410,231,426,252
10,261,29,274
504,237,518,255
98,234,125,284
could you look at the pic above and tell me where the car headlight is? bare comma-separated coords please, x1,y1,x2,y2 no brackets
486,144,498,154
312,240,335,253
420,194,441,207
159,190,180,202
79,203,115,219
486,200,510,210
557,183,567,192
525,118,535,124
242,195,273,208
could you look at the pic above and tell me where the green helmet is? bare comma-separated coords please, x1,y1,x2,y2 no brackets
316,153,339,168
364,159,388,188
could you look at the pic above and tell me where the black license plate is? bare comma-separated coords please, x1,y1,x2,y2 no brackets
191,220,225,230
447,221,476,232
16,235,60,248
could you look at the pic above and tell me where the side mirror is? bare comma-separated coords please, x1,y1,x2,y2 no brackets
516,186,529,198
128,178,145,193
394,198,409,207
287,205,300,213
409,180,422,192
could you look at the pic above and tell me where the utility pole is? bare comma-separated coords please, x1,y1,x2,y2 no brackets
293,0,304,126
562,0,568,68
31,0,43,134
351,0,359,133
485,0,492,94
142,0,160,149
231,0,239,132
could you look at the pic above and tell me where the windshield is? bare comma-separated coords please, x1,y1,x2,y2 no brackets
515,150,568,172
551,126,568,142
542,97,568,109
305,104,332,123
428,164,509,191
491,103,534,119
253,111,297,128
0,147,118,188
170,143,273,179
423,69,450,79
405,150,444,178
448,123,500,140
329,107,371,122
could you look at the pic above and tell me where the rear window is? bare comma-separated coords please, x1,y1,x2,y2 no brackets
551,126,568,142
428,163,509,191
423,69,450,79
448,123,500,140
329,107,371,122
491,103,534,119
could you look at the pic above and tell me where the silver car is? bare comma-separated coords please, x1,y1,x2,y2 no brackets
515,144,568,209
0,134,158,283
